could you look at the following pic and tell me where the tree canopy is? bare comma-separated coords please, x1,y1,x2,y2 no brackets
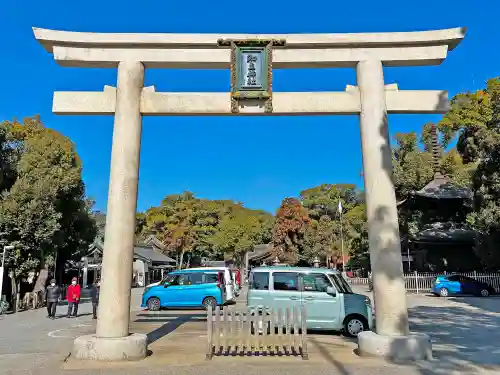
442,78,500,266
137,192,273,267
0,116,96,283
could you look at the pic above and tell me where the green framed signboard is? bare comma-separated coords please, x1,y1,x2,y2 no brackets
217,38,286,113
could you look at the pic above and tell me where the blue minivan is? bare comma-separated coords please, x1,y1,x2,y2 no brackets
141,269,225,311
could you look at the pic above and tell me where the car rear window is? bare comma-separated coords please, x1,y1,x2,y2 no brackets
203,273,219,284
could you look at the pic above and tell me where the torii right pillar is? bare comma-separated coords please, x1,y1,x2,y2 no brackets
356,59,431,360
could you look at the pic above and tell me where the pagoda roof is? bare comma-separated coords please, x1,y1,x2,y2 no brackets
412,222,476,243
415,173,472,200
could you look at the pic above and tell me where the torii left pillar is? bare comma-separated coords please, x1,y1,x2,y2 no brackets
73,61,148,360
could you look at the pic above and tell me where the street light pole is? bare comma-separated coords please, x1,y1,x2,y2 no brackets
0,245,15,301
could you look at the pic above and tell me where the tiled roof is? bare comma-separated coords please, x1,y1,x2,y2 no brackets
415,173,472,200
87,241,176,264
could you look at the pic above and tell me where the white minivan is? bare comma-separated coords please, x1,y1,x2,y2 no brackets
187,267,235,301
146,267,235,301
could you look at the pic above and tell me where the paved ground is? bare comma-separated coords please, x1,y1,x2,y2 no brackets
1,286,500,375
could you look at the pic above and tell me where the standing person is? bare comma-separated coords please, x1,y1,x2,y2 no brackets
66,277,81,318
89,279,100,319
45,279,60,319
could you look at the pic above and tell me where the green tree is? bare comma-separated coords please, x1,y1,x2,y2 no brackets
439,80,497,164
392,131,434,201
300,184,365,266
209,207,273,266
300,183,359,221
303,215,337,263
139,192,273,267
462,79,500,266
0,116,96,290
0,123,18,194
345,204,370,269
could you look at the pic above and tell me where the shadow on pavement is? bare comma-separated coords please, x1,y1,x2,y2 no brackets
448,296,500,314
309,337,350,375
389,304,500,374
134,313,206,344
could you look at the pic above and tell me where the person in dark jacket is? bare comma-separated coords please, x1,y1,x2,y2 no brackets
89,279,100,319
45,279,60,319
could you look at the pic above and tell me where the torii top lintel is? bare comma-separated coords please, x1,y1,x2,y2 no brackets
32,27,466,69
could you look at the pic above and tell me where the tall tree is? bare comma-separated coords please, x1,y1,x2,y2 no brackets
209,207,273,266
139,192,273,267
300,184,364,266
0,116,96,289
303,215,337,263
460,79,500,266
272,198,311,264
300,184,360,221
345,204,370,269
392,131,434,201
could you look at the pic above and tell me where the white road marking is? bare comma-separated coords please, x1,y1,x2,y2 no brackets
47,324,92,338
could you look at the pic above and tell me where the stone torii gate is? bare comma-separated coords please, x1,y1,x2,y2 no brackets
33,26,465,361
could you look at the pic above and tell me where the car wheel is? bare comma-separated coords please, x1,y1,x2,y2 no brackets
343,315,367,338
202,297,217,310
147,297,161,311
439,288,449,297
480,288,490,297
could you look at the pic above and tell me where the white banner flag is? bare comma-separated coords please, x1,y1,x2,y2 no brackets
338,200,342,213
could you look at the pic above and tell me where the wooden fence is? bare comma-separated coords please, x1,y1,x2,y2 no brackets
347,271,500,294
206,305,308,360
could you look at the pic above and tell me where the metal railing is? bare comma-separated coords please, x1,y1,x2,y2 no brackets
347,271,500,294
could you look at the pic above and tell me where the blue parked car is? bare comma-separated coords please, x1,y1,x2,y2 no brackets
141,269,225,311
432,274,495,297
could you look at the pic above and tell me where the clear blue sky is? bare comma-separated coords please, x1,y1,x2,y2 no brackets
1,1,498,214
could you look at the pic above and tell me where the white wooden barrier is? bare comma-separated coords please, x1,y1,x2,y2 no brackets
206,305,308,360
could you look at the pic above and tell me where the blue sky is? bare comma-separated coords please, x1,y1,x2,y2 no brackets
1,1,498,214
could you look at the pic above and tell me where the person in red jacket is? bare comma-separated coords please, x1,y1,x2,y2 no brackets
66,277,81,318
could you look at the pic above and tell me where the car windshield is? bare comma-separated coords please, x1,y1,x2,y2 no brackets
329,273,353,294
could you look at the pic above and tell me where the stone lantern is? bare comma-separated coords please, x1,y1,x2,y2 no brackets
273,256,280,266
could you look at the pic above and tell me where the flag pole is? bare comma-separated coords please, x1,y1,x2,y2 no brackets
338,201,346,275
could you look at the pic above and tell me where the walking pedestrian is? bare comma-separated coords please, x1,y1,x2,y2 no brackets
66,277,81,318
45,279,60,319
89,279,100,319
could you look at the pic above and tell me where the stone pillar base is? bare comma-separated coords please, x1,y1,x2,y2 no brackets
357,331,432,361
72,334,148,361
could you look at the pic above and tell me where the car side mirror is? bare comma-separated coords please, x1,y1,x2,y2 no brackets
326,286,336,296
